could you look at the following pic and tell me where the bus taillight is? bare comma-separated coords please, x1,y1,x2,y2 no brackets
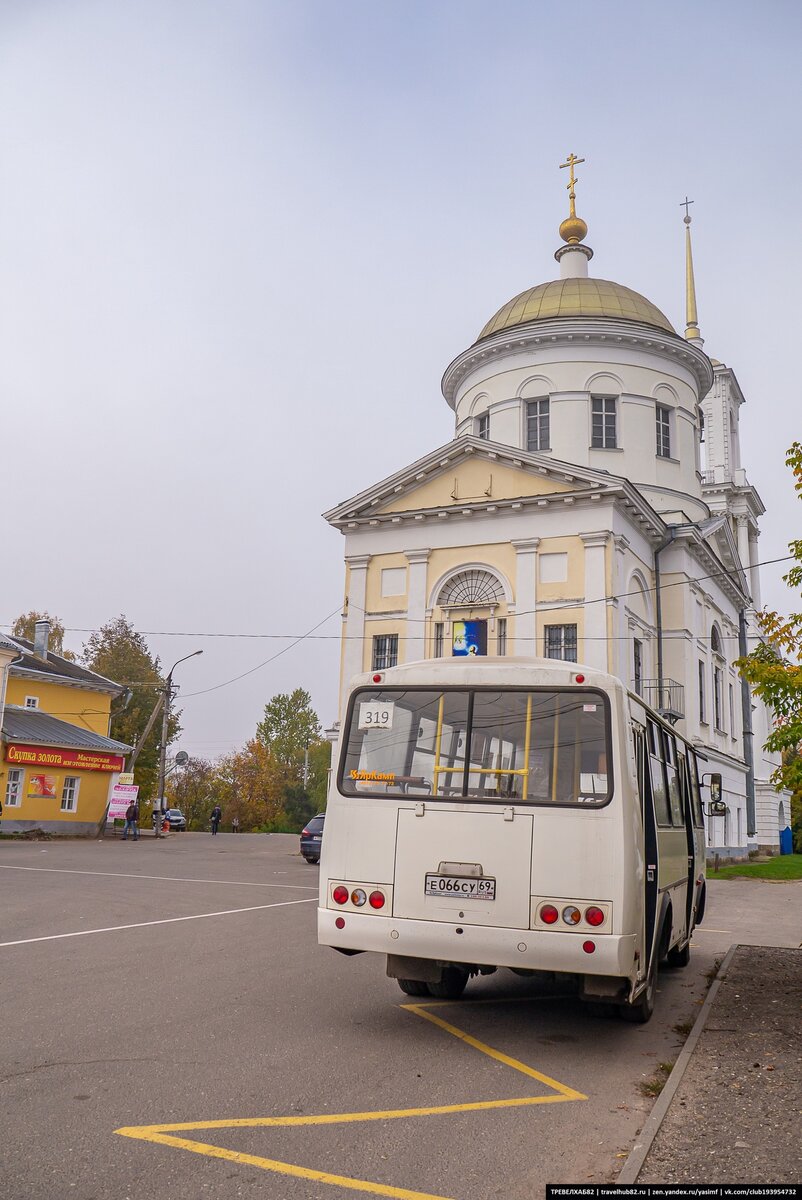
333,886,349,905
585,906,605,926
369,890,386,909
539,904,559,924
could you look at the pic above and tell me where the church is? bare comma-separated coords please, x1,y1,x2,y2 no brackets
324,157,787,859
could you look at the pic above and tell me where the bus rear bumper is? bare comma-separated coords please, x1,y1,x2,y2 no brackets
318,909,637,979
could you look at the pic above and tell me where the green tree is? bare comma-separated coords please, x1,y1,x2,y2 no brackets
737,442,802,844
82,615,180,801
166,757,222,831
11,611,75,661
256,688,321,778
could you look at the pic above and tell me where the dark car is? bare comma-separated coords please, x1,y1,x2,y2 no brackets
300,814,325,864
163,808,187,831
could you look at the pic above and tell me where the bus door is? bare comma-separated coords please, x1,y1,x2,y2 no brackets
677,749,698,939
634,723,659,981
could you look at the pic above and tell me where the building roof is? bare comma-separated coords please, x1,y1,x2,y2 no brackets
1,705,131,753
477,277,676,341
7,637,124,694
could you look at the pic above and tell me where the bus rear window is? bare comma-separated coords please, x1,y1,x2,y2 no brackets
340,688,611,806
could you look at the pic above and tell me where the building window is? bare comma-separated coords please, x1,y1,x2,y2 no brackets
372,634,398,671
656,404,671,458
24,696,39,709
476,412,489,440
633,638,643,696
729,683,736,738
5,768,24,807
698,661,707,723
591,397,617,449
61,777,80,813
433,623,444,658
713,665,724,731
497,618,507,656
545,624,578,662
526,398,550,452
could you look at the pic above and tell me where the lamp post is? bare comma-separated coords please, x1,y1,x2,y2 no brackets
155,650,203,837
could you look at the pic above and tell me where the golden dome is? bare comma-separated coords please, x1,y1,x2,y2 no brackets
559,215,588,244
477,277,676,341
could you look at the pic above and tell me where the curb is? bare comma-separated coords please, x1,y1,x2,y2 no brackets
616,943,738,1185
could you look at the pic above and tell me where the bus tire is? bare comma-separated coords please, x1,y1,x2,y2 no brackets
397,979,430,997
667,940,691,968
428,967,469,1000
620,954,657,1024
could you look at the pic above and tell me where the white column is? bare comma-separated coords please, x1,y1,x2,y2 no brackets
612,536,631,680
748,531,762,610
511,538,539,656
340,554,370,721
404,549,430,663
581,532,609,671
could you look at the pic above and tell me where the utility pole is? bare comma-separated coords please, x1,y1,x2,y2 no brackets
155,650,203,837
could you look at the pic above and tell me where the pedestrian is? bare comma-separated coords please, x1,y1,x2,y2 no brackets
122,799,139,840
232,816,240,834
210,803,222,835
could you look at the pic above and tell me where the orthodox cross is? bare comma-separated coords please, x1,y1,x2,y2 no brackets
680,195,694,223
560,152,585,216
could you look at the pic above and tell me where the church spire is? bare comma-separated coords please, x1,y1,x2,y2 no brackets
681,197,703,346
555,152,593,278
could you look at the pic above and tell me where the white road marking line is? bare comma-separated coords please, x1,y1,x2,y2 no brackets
0,865,317,891
0,898,317,948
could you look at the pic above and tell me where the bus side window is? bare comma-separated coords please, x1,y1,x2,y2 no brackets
689,754,705,828
677,748,692,828
663,731,684,827
647,720,671,826
632,724,647,813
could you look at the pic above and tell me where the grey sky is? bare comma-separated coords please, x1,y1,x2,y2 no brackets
1,0,800,757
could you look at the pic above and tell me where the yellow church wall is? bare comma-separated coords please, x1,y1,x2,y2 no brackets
5,678,112,736
535,535,585,604
364,553,409,612
376,459,574,515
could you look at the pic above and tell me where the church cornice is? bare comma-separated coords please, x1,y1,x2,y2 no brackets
441,317,714,408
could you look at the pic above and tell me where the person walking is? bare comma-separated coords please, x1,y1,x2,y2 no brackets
210,804,222,835
122,799,139,840
232,816,240,834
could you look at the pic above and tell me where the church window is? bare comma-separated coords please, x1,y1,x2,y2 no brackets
477,412,489,440
544,624,577,662
526,399,550,452
656,405,671,458
497,618,507,656
433,623,444,657
729,683,736,738
713,664,723,730
372,634,398,671
591,397,617,449
633,638,643,696
698,661,707,723
438,570,504,608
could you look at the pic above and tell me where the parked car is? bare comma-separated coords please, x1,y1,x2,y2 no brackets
163,808,187,831
300,814,325,863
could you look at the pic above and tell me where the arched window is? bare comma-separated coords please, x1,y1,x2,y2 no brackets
437,570,505,608
711,625,723,655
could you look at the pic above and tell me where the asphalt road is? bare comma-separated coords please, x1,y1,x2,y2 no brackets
1,833,797,1200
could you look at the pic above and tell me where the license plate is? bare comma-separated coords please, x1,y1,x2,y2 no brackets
424,874,496,900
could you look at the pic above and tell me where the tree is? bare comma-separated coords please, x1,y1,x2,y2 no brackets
11,611,75,660
82,616,180,801
738,442,802,843
217,739,287,831
256,689,321,779
166,757,221,831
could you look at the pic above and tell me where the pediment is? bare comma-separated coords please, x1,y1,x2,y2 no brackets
325,436,619,525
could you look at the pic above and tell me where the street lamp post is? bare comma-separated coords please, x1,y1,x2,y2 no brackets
155,650,203,837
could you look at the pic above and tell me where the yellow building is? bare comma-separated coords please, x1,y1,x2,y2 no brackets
1,620,130,836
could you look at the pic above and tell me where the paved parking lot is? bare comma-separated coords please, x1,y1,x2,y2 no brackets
1,833,795,1200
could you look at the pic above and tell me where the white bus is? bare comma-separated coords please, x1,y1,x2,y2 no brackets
318,657,711,1022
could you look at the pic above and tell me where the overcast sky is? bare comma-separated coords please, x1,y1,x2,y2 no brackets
1,0,800,758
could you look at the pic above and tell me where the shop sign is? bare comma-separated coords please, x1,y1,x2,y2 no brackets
28,774,58,799
5,743,125,773
109,782,138,820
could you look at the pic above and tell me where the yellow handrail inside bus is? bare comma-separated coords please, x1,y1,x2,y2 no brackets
433,694,445,794
522,693,532,800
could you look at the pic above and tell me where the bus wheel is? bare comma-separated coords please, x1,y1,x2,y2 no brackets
397,979,430,997
428,968,469,1000
620,956,657,1024
667,940,691,968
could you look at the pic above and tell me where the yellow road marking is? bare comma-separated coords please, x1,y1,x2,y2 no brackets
116,996,587,1198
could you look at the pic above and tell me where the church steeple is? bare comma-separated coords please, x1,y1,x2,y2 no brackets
681,197,704,347
554,152,593,279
